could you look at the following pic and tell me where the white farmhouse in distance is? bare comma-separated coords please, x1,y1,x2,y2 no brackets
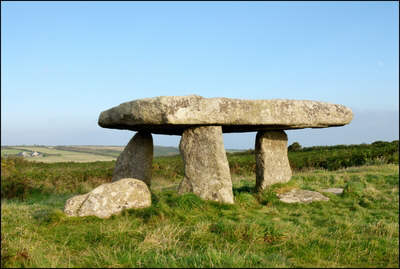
31,151,41,157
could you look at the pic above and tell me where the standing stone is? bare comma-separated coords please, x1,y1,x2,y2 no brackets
255,130,292,191
178,126,234,204
112,132,153,186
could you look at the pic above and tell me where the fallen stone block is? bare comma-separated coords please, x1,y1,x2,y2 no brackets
277,189,330,203
64,178,151,218
321,188,344,195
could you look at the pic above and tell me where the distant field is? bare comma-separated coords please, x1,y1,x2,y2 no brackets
1,145,180,163
9,146,115,163
77,146,125,151
1,149,24,157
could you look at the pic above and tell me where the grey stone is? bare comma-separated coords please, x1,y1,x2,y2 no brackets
64,178,151,218
255,130,292,190
98,95,353,135
112,132,153,186
277,189,330,203
321,188,344,195
97,95,352,204
178,126,234,204
64,194,88,217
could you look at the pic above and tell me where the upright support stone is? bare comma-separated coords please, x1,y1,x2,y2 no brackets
112,132,153,186
178,126,234,204
255,130,292,191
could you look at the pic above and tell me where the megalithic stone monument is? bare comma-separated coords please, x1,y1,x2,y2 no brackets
98,95,353,203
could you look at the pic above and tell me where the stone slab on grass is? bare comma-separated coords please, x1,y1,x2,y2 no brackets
277,189,330,203
321,188,344,195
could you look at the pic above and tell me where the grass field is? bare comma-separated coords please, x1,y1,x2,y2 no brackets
1,147,399,268
1,148,24,157
13,146,116,163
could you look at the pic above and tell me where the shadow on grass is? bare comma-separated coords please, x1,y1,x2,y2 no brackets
233,185,256,194
32,208,66,224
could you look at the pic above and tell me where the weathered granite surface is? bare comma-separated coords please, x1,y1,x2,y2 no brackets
178,126,234,204
64,178,151,218
277,189,330,203
112,132,153,186
321,188,344,195
255,130,292,190
97,95,353,204
98,95,353,135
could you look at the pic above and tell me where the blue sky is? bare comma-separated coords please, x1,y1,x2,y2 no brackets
1,1,399,148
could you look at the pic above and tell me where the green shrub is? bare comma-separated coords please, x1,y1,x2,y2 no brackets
343,180,366,198
288,142,302,152
1,157,32,200
1,174,32,200
287,140,398,172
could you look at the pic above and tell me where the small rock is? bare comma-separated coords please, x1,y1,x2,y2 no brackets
64,178,151,218
277,189,329,203
321,188,343,195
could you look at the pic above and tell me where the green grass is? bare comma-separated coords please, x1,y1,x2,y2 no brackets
1,153,398,267
1,148,24,157
54,146,123,158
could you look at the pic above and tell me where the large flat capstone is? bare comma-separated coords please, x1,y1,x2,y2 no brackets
98,95,353,135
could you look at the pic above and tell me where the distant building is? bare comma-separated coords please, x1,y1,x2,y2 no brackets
31,151,40,157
